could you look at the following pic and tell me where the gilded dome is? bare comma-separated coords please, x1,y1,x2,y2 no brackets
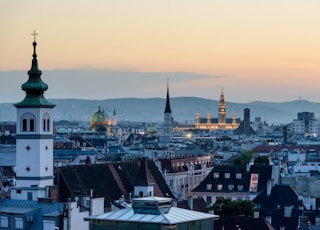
90,106,107,124
147,123,158,134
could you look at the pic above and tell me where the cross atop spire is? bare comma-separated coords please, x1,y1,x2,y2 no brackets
31,30,38,42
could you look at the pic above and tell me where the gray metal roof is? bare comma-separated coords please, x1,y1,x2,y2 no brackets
86,206,218,225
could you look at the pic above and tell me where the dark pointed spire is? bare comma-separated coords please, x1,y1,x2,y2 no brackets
113,108,116,116
164,79,172,113
15,30,54,108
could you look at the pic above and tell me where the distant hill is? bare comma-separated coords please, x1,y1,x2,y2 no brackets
1,98,319,125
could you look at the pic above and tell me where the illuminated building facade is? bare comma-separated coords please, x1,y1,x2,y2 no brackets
195,89,240,131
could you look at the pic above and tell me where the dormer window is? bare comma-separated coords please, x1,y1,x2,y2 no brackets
238,185,243,191
236,173,242,179
217,184,223,190
225,173,230,179
206,183,212,190
228,184,234,190
213,173,219,179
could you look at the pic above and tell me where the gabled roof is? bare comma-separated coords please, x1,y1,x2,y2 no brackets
134,157,154,186
253,184,301,209
55,159,174,208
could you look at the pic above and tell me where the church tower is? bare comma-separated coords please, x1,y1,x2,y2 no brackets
11,31,55,201
163,80,173,135
218,88,226,124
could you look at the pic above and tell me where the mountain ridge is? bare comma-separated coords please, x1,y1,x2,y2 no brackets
0,98,319,125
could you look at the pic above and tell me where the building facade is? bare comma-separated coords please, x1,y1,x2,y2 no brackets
195,89,240,131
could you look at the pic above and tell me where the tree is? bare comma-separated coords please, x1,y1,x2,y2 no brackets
233,150,253,165
254,156,269,165
209,197,255,216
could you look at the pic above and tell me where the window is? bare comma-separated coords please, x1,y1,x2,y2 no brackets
213,173,219,178
206,183,212,190
30,119,34,131
238,185,243,191
22,119,27,131
236,173,242,179
217,184,223,190
206,196,212,204
0,216,8,228
43,119,46,131
21,113,36,132
228,184,234,190
42,113,51,132
225,173,230,179
15,217,23,229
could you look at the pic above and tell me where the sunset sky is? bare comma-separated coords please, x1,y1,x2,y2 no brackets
1,1,320,103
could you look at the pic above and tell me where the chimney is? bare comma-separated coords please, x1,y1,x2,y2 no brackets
267,179,272,196
188,196,193,210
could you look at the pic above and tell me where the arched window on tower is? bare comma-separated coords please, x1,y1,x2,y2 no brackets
22,119,27,131
43,119,46,131
21,113,36,132
30,119,35,131
47,119,50,131
42,113,50,132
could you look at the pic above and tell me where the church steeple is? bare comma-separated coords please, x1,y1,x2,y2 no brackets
11,31,55,201
15,30,54,108
163,80,173,137
218,88,226,124
164,80,172,114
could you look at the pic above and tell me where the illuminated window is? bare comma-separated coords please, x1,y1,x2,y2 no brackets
249,173,259,192
217,184,223,190
206,184,212,190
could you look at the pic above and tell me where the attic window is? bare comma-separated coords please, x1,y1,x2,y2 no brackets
228,184,234,190
238,185,243,191
217,184,223,190
236,173,242,179
206,183,212,190
213,173,219,179
224,173,230,179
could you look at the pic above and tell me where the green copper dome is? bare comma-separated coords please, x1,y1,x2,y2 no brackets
15,40,54,108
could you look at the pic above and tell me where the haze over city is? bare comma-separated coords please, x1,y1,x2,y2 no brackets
1,1,320,103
